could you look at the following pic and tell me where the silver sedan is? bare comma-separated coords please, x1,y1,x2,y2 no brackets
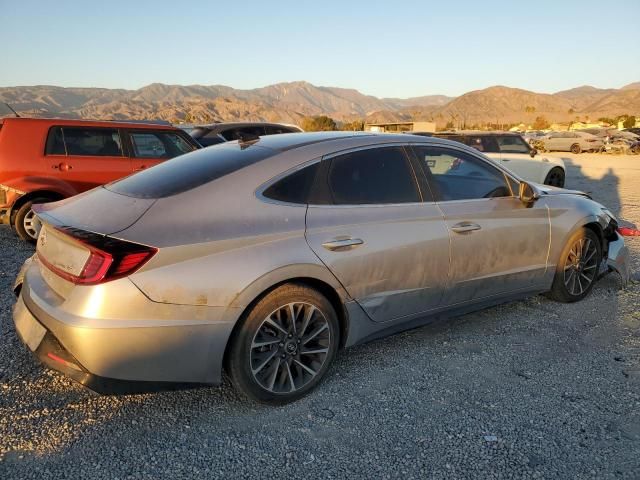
13,132,629,404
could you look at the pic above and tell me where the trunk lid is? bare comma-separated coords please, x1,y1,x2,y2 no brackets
34,186,156,235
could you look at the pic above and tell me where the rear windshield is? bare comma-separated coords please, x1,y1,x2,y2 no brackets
106,143,275,198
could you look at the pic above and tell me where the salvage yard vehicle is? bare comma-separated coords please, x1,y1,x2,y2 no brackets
189,122,303,147
12,132,629,404
539,131,604,154
0,117,200,242
412,131,567,187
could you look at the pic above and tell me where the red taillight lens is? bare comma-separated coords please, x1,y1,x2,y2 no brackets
618,227,640,237
38,227,157,285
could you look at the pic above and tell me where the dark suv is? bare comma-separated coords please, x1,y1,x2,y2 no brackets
189,122,303,147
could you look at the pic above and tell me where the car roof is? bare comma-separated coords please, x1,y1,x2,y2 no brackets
195,121,302,131
0,117,177,130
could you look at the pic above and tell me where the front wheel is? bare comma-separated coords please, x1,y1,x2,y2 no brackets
570,143,582,154
227,283,340,404
547,228,601,303
543,167,565,188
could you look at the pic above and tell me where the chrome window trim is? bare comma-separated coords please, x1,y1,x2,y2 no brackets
256,142,430,208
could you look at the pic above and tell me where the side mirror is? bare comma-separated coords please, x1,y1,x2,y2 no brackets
529,148,537,158
519,181,539,205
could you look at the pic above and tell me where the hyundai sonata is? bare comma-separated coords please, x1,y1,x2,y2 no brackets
13,132,629,403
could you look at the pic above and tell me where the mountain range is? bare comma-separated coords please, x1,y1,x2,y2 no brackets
0,81,638,127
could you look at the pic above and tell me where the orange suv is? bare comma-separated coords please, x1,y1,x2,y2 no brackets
0,118,199,241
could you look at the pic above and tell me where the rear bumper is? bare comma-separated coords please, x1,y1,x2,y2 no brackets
13,295,204,394
13,259,239,392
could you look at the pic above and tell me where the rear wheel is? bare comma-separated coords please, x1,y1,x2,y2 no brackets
227,283,339,404
13,198,49,243
547,228,601,303
570,143,582,154
543,167,565,188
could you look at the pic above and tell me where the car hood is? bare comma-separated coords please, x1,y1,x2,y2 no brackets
535,183,591,199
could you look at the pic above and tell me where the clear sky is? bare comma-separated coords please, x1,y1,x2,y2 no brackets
1,0,639,98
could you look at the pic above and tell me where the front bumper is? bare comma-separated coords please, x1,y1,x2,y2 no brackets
606,232,630,287
12,258,239,393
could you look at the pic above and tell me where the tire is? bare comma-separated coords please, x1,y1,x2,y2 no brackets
547,228,601,303
13,198,49,243
543,167,565,188
227,283,340,404
570,143,582,154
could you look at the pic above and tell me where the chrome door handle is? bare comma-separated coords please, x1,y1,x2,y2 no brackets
451,222,481,233
321,238,364,251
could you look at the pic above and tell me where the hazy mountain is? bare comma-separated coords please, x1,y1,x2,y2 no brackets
621,82,640,90
0,81,638,126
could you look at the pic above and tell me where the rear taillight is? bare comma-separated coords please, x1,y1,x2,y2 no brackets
618,227,640,237
38,227,157,285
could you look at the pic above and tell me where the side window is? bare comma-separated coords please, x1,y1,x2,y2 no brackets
325,147,420,205
497,136,530,154
220,126,266,141
481,136,500,152
265,126,295,135
45,127,66,155
262,163,319,204
414,146,511,201
66,128,123,156
129,131,195,158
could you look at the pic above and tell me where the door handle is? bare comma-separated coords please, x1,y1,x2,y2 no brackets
451,222,482,233
52,162,72,171
321,237,364,251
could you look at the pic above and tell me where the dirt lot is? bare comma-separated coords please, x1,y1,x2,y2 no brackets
1,153,639,479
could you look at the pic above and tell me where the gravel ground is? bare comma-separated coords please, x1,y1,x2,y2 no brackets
1,153,639,479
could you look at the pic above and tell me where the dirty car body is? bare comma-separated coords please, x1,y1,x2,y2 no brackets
12,132,630,400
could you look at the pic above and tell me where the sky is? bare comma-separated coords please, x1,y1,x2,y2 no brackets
1,0,639,98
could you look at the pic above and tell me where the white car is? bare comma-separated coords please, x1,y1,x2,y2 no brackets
421,132,567,187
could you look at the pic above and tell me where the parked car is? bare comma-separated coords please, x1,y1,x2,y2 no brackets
13,132,629,404
412,131,566,187
624,128,640,136
0,118,200,242
539,131,604,154
190,122,303,147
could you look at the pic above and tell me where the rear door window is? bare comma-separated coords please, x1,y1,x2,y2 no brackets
46,127,123,156
496,136,530,154
129,131,195,158
319,147,420,205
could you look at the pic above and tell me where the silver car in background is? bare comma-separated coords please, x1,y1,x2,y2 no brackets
12,132,629,404
541,131,604,154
